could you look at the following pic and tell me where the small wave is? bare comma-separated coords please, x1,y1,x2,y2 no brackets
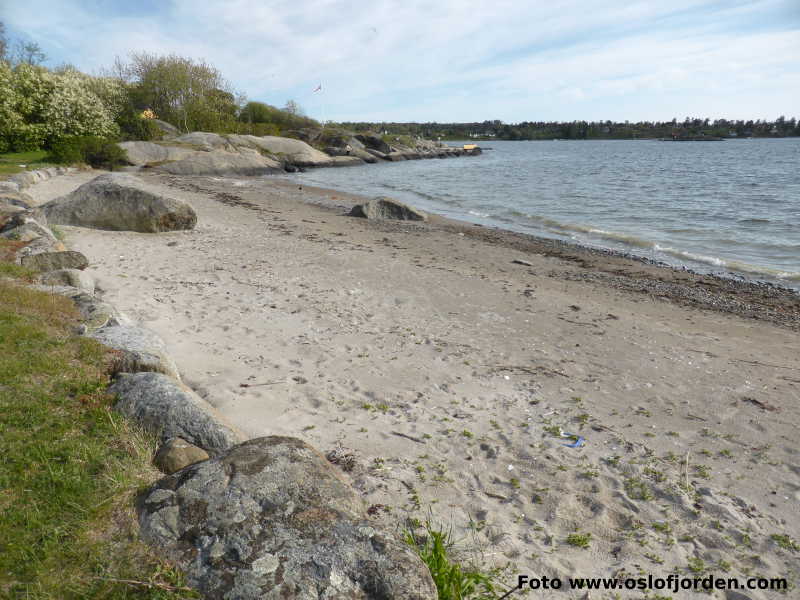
510,212,656,249
468,210,489,218
738,218,771,224
655,245,800,280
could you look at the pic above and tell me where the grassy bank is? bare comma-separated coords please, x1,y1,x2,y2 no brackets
0,240,196,599
0,150,54,179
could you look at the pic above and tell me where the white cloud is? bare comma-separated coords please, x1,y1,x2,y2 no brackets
3,0,798,121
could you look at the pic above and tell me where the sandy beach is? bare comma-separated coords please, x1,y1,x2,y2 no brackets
29,170,799,598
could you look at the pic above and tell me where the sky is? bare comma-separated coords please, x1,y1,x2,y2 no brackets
2,0,799,123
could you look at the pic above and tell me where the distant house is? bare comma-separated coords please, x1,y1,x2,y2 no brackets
728,130,738,137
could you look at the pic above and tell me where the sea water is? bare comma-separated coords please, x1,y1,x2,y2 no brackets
288,138,800,290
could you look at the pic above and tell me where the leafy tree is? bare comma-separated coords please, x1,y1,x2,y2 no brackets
283,99,303,116
13,40,46,66
114,52,237,132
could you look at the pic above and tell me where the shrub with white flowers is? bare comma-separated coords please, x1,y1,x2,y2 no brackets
0,63,122,151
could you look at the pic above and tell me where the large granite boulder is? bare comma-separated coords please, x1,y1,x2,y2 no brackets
349,197,428,221
39,173,197,233
330,156,364,167
118,142,195,166
91,324,180,380
354,134,392,154
155,148,283,176
138,436,437,599
109,372,245,455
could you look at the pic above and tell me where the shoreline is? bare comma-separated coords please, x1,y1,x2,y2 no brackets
273,172,800,331
26,169,800,596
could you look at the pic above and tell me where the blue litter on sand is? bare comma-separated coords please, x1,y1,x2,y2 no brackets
561,433,585,448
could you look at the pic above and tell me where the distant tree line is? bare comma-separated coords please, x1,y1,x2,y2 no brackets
0,22,316,155
339,117,800,140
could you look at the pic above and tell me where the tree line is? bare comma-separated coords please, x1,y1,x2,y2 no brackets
339,117,800,141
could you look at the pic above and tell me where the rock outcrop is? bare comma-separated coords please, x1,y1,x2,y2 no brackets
138,436,437,599
39,173,197,233
90,324,181,379
354,133,392,154
109,372,245,455
155,148,283,176
118,141,195,166
350,197,428,221
243,135,334,168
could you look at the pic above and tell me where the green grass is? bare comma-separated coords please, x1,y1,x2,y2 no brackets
0,150,54,179
0,263,196,598
405,522,502,599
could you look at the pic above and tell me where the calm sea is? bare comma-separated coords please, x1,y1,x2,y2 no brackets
288,138,800,290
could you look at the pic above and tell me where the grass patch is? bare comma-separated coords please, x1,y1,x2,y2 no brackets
405,522,503,599
565,532,592,549
0,272,196,598
0,150,54,179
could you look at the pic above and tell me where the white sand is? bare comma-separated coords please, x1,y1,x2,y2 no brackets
29,171,800,598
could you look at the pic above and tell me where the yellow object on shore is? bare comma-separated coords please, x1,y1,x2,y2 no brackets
140,109,157,120
463,144,478,150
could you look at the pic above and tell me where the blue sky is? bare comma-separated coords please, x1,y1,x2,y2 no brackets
3,0,798,123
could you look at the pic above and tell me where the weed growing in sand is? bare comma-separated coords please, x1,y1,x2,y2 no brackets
565,533,592,549
624,478,655,501
687,556,706,574
302,424,316,431
509,478,521,489
543,425,562,437
653,521,672,535
718,449,733,458
694,464,711,479
461,429,474,439
405,522,501,600
771,534,800,552
644,552,664,565
606,455,622,467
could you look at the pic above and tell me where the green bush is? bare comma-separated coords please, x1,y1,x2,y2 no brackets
116,106,162,141
49,136,128,170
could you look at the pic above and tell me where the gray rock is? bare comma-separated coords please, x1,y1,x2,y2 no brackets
155,149,282,176
91,324,180,379
40,173,197,233
350,197,428,221
39,268,95,294
64,290,124,331
21,250,89,272
385,152,406,162
0,202,24,218
354,133,392,154
0,189,34,209
154,437,209,474
109,372,245,455
0,180,21,193
118,142,195,166
138,436,437,599
364,148,388,160
9,171,38,189
1,216,57,244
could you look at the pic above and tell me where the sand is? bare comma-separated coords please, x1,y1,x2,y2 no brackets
28,170,800,598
